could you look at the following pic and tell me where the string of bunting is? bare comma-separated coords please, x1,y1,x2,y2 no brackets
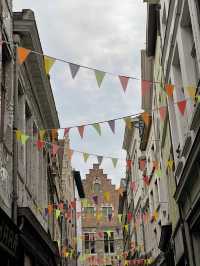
12,44,199,98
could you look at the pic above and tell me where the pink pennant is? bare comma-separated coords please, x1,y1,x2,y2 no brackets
52,144,59,156
143,175,149,186
130,181,136,192
119,76,129,92
159,106,167,121
78,126,85,138
108,120,115,134
64,128,70,137
177,100,187,115
141,80,151,96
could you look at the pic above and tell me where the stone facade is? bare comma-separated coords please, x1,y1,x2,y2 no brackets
82,164,123,266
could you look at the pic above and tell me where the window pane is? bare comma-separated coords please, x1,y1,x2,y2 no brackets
110,241,115,253
93,183,100,193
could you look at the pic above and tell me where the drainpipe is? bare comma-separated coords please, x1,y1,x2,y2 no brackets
12,35,20,225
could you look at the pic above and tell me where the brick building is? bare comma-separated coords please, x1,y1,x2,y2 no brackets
82,164,123,266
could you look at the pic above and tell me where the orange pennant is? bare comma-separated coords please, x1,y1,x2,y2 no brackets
51,129,58,143
78,126,85,139
142,112,150,126
17,47,31,65
165,84,174,97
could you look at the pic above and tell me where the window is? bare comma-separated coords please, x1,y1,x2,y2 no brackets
93,182,100,194
84,233,96,254
84,207,95,216
102,206,112,218
104,232,115,253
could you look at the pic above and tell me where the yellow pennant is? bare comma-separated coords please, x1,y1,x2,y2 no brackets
123,117,132,129
167,160,174,170
16,130,22,141
186,85,196,99
44,55,55,74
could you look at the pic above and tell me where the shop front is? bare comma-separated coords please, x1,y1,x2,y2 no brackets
0,207,19,265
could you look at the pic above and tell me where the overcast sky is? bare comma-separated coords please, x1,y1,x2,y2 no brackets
14,0,146,186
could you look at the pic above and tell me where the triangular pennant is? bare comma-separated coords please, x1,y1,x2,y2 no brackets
130,181,136,192
156,169,162,177
17,47,31,65
67,148,74,161
127,160,132,170
123,117,132,129
103,192,110,202
83,153,90,162
55,209,61,219
196,95,200,102
141,80,151,96
111,158,118,168
127,212,132,222
152,160,159,170
92,123,101,136
119,76,129,92
108,120,115,134
118,214,122,223
64,128,70,137
167,160,174,170
186,86,196,99
159,106,167,121
36,140,45,150
94,70,106,88
44,56,55,74
16,130,22,141
165,84,174,97
142,112,150,126
51,128,58,143
52,144,59,156
21,134,29,145
97,156,103,165
39,130,46,141
177,100,187,115
92,195,98,205
78,126,85,139
69,63,80,79
48,204,53,215
124,224,129,232
143,175,149,186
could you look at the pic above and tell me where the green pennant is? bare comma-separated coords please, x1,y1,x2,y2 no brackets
156,169,162,177
21,134,29,145
92,123,101,136
111,158,118,168
94,70,106,88
83,153,90,162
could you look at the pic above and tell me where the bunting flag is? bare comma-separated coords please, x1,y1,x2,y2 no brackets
17,47,31,65
55,209,61,219
143,175,149,186
92,195,98,205
78,125,85,138
167,160,174,170
142,111,150,126
64,128,70,137
69,63,80,79
39,130,46,141
153,210,159,222
155,169,162,177
177,100,187,115
52,144,59,156
44,56,55,74
51,128,58,142
153,160,159,170
123,117,132,129
67,148,74,161
141,80,151,96
127,160,132,170
118,214,122,223
97,156,103,165
127,212,132,222
95,70,106,87
165,84,174,97
119,76,129,92
48,204,53,215
111,158,118,168
186,86,196,99
159,106,167,121
108,120,115,134
103,192,110,202
92,123,101,136
21,134,29,145
139,159,146,171
130,181,136,192
16,130,22,141
36,140,45,150
83,153,90,162
124,224,129,232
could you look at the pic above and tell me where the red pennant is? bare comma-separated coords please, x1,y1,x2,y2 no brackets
177,100,187,115
127,160,132,170
36,140,45,150
143,176,149,186
98,231,104,238
78,126,85,138
119,76,129,92
141,80,151,96
64,128,70,137
159,106,167,121
127,212,132,222
130,181,136,192
139,159,146,171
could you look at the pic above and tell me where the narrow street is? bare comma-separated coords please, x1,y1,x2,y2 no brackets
0,0,200,265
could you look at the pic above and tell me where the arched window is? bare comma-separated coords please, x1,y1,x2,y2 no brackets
93,179,101,194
